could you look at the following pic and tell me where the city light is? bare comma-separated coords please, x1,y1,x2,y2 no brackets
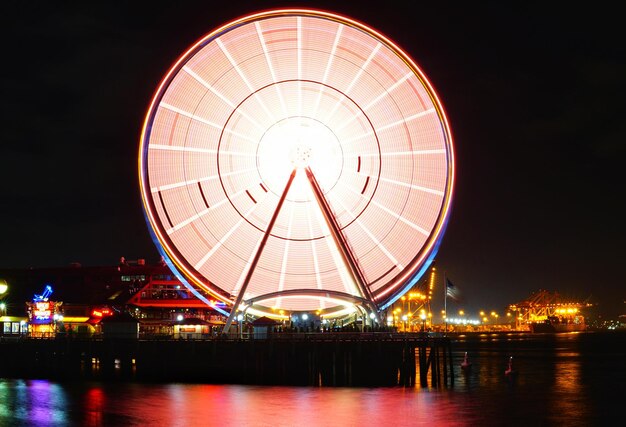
447,318,481,325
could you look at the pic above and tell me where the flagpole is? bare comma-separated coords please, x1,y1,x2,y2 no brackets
444,271,447,333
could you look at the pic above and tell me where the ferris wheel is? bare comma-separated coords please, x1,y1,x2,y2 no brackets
139,9,454,322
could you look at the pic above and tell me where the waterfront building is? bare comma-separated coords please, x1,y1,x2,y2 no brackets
0,258,227,338
0,315,28,338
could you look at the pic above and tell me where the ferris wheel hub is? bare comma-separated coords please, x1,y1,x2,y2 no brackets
257,117,342,201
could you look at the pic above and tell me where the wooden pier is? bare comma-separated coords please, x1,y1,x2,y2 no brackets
0,333,453,387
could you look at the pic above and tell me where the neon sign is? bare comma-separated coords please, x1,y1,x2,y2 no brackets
33,284,53,302
33,301,52,321
91,308,113,318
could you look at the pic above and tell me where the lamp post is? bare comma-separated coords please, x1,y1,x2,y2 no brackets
0,280,8,319
420,313,426,332
394,308,401,329
237,314,244,338
490,311,498,326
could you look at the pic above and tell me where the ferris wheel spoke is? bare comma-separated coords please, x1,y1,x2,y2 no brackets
324,43,381,123
255,22,289,116
304,166,376,306
216,38,277,123
312,23,343,120
222,168,298,333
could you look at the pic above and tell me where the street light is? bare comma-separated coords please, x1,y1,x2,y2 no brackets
237,314,244,338
420,313,426,332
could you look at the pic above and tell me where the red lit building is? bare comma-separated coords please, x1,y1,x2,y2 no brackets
0,258,227,338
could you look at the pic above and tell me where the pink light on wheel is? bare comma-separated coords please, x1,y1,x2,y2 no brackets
139,9,454,315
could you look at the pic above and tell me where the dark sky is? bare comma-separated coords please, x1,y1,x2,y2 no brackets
2,1,624,318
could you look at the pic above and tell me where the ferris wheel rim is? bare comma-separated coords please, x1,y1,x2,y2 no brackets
138,8,456,315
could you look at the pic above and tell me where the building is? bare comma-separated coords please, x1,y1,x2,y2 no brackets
0,258,227,338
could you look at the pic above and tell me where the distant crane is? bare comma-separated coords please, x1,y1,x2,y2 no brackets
508,289,593,330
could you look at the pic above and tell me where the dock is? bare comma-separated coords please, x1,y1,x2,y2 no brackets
0,333,453,387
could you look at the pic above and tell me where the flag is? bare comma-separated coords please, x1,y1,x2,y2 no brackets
446,278,462,301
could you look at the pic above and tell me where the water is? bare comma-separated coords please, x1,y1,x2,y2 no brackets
1,331,624,426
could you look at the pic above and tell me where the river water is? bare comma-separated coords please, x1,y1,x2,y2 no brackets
1,331,624,426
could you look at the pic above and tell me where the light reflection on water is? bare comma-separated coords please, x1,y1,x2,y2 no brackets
0,379,68,426
0,332,623,426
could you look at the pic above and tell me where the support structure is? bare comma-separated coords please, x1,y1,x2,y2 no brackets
222,169,297,334
305,167,381,322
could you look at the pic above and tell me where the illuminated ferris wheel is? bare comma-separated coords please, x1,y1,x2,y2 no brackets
139,9,454,321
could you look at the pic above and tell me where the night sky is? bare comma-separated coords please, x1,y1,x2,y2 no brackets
2,1,624,318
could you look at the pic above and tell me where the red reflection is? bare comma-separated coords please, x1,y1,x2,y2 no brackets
83,387,104,426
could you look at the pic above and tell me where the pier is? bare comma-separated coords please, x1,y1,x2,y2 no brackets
0,333,453,387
